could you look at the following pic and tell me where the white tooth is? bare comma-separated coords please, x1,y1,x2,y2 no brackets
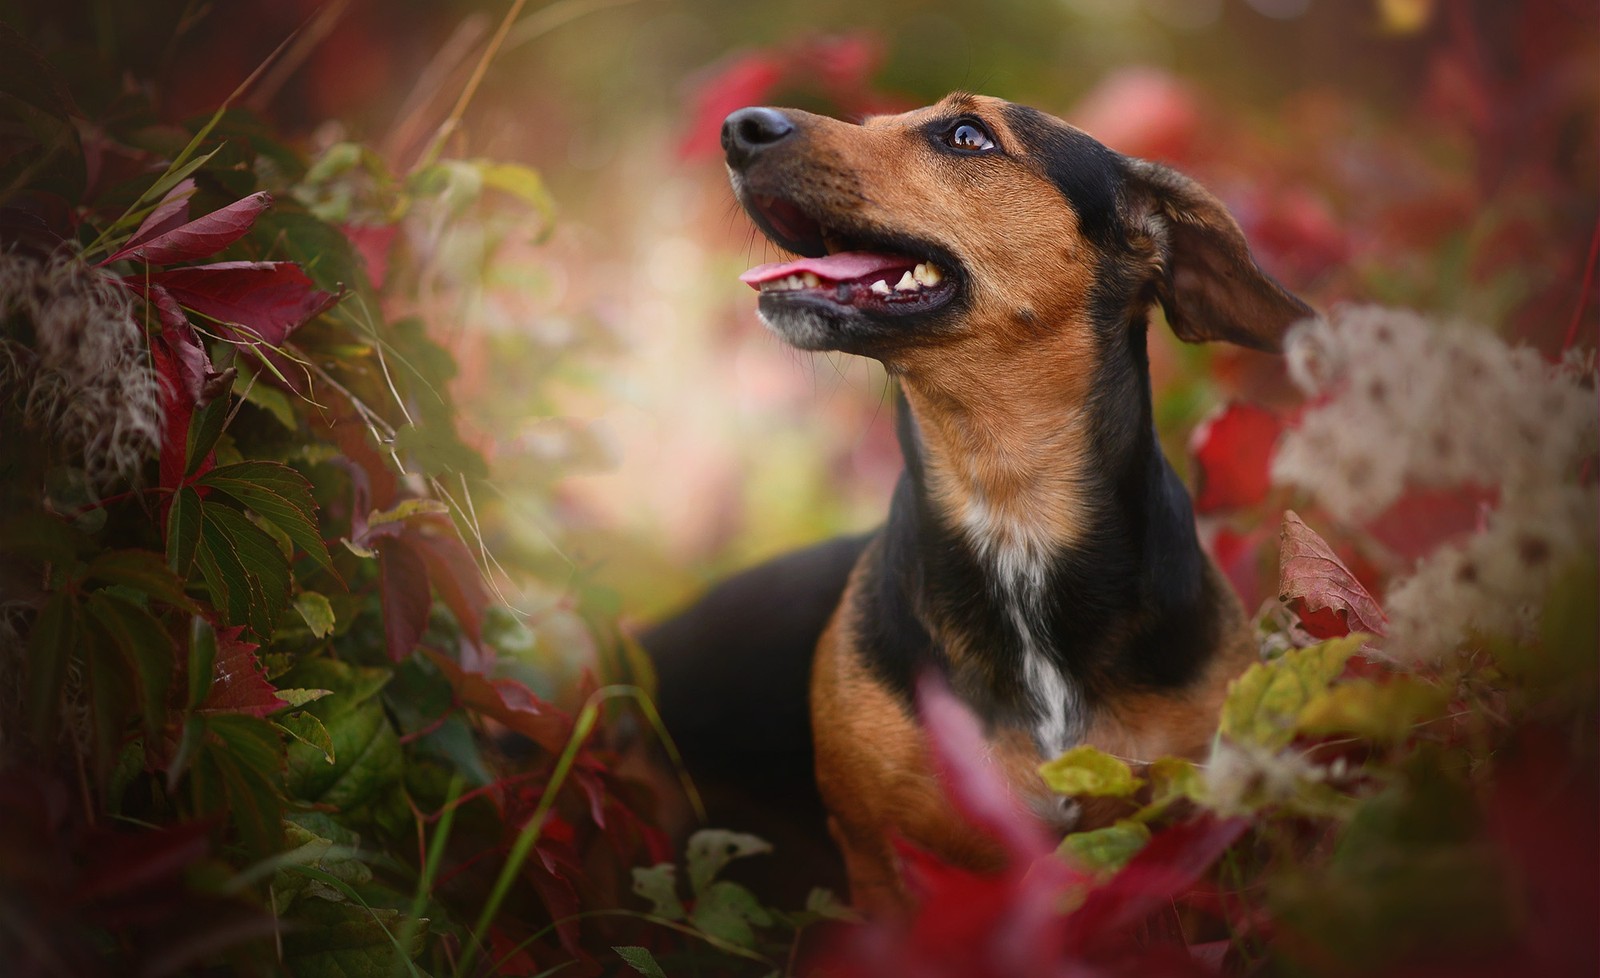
913,263,933,286
923,263,943,286
895,270,918,292
787,275,803,290
760,280,776,292
870,279,891,295
801,272,820,288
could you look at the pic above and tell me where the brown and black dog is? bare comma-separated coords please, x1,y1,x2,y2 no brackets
646,93,1311,914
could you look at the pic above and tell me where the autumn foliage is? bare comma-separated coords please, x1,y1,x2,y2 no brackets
1,3,1597,978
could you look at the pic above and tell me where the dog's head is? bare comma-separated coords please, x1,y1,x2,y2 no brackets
723,93,1311,376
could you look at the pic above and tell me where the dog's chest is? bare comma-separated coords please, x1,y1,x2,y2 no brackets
957,491,1085,758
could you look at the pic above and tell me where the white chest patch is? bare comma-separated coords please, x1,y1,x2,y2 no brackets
960,494,1086,758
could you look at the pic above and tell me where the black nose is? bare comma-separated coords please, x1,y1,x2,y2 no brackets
721,107,795,168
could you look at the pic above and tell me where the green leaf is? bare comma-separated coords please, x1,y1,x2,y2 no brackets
280,661,400,810
277,711,336,765
630,864,685,921
1060,820,1151,873
271,820,371,913
1039,745,1143,798
476,160,554,236
1297,678,1448,744
803,887,858,922
26,591,78,742
85,631,134,785
1220,634,1364,749
199,460,332,572
688,880,773,949
197,503,292,640
191,713,284,857
1146,756,1205,807
366,498,450,529
275,687,334,708
234,360,297,429
279,894,425,978
295,591,336,638
85,591,174,738
685,829,771,896
614,946,669,978
187,615,219,710
84,549,193,609
166,486,202,577
187,394,230,476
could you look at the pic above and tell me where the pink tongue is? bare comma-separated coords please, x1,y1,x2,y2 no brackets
739,251,911,289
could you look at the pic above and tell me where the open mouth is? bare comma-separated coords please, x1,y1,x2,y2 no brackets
737,194,960,319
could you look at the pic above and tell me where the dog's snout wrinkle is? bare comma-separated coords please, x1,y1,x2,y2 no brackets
722,107,796,168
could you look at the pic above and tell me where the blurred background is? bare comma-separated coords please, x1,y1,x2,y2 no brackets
13,0,1595,641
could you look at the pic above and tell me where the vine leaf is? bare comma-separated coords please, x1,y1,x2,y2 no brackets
148,261,339,348
422,649,572,753
104,190,271,265
1279,510,1388,638
378,537,431,661
614,946,668,978
1039,745,1143,799
1220,634,1364,749
686,829,771,896
195,503,291,641
199,625,281,718
100,177,196,262
198,461,332,572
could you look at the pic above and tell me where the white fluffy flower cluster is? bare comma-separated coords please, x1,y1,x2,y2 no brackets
1272,306,1598,660
0,250,162,493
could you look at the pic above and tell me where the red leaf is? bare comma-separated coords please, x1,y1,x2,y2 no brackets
379,537,431,662
1363,484,1497,562
105,191,271,265
100,178,196,265
199,626,281,717
424,649,572,753
406,518,490,646
1279,511,1388,638
1069,67,1202,162
1189,402,1284,514
73,820,212,904
341,222,396,291
1064,814,1249,947
916,673,1052,864
135,284,229,493
148,261,339,348
678,53,785,160
1211,524,1272,610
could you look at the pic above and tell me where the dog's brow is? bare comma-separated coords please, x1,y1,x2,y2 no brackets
941,91,980,114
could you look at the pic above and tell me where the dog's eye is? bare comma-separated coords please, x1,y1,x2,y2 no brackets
945,121,995,153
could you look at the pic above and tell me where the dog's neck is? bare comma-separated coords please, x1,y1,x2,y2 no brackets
866,314,1224,755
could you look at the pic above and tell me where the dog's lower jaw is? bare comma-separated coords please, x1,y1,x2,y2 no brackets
755,305,836,351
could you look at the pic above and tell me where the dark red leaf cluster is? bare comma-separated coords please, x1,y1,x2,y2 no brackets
812,677,1247,978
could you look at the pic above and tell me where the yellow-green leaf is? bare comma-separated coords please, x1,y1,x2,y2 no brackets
294,591,336,638
1147,756,1205,806
1060,819,1151,873
366,498,449,529
276,710,335,764
1220,634,1365,749
1297,678,1447,744
1039,745,1142,798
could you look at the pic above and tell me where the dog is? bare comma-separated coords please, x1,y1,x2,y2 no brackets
647,92,1311,914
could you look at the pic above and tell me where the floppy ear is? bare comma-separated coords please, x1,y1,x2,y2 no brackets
1123,158,1314,353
